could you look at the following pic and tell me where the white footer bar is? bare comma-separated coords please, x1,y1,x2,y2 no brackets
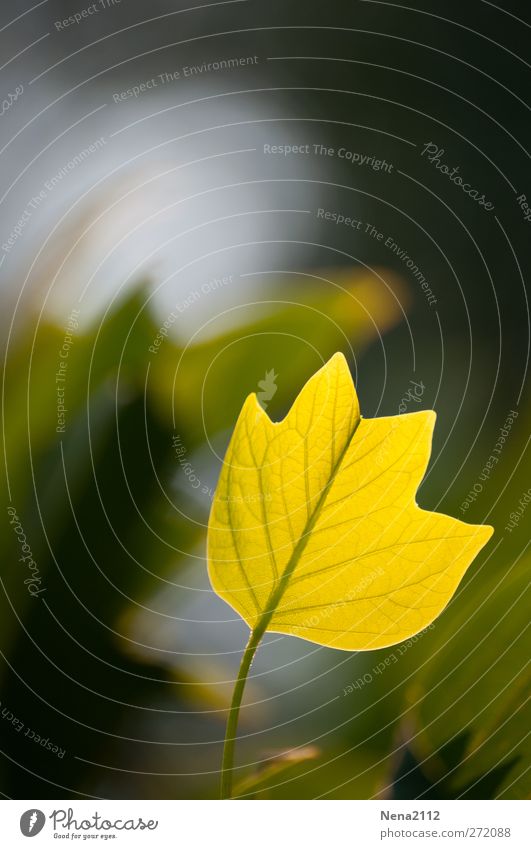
0,799,527,848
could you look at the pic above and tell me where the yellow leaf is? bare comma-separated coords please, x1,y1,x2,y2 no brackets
208,353,493,651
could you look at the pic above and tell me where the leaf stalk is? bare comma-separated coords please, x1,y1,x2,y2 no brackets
220,625,264,799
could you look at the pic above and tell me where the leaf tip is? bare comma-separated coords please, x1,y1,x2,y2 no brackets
326,350,351,375
243,391,275,426
481,523,495,543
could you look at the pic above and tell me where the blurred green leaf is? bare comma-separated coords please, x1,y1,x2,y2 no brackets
405,556,529,799
233,746,320,798
152,267,408,441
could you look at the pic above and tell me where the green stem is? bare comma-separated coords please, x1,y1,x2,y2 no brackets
220,416,361,799
220,625,264,799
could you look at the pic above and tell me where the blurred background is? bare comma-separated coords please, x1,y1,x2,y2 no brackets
0,0,529,800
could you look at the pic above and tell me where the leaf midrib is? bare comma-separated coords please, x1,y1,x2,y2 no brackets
251,411,362,640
